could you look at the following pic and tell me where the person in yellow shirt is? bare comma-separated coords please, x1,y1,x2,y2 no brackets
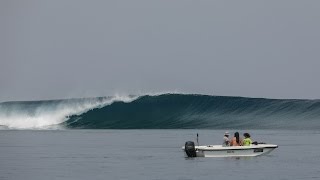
242,133,252,146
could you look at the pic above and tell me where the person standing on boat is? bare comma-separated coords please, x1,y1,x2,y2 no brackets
230,132,242,146
222,132,230,146
242,133,252,146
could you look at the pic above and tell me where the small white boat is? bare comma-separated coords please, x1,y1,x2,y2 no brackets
183,141,278,157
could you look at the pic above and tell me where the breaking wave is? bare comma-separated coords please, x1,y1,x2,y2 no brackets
1,93,320,130
0,95,137,129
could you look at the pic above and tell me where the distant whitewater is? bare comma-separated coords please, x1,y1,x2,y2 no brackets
1,94,320,130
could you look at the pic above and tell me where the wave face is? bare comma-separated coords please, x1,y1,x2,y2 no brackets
1,94,320,130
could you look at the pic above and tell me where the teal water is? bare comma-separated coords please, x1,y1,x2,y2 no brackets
1,129,319,180
1,94,320,130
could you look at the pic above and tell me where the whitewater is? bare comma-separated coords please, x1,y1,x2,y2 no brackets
0,93,320,130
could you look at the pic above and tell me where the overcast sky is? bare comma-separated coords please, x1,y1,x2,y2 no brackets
1,0,320,102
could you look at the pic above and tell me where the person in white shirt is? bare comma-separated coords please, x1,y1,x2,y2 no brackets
222,132,230,146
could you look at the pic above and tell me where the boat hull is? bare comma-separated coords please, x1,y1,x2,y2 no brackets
183,144,278,157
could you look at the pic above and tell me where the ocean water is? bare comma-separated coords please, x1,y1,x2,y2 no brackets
1,129,320,180
1,94,320,179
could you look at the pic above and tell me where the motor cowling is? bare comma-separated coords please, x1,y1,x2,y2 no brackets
185,141,197,157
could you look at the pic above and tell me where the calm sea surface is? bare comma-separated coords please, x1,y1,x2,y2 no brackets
1,129,320,180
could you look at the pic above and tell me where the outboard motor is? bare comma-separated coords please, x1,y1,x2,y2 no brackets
185,141,197,157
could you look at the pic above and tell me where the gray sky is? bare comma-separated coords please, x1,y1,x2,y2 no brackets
1,0,320,102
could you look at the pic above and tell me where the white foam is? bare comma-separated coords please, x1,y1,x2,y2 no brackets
0,94,138,129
